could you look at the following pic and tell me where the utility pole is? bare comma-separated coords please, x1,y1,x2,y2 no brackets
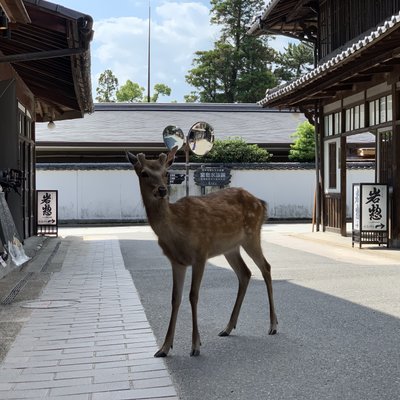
147,0,151,103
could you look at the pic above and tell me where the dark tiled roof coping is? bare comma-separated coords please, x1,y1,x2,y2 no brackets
259,12,400,105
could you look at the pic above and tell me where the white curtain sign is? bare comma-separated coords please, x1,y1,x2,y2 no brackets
353,184,388,231
37,190,57,226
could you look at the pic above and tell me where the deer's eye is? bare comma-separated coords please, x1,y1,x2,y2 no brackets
141,171,149,178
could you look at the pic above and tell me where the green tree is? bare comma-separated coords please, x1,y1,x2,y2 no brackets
191,137,271,163
184,91,200,103
185,0,276,103
116,80,144,102
289,121,316,162
274,43,314,82
150,83,171,102
115,81,171,103
96,69,119,102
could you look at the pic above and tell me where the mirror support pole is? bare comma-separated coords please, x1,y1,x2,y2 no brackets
184,143,190,197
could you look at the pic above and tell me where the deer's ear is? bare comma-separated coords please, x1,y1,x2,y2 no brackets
166,146,178,167
126,151,138,166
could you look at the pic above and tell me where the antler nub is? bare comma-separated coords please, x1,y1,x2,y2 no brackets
137,153,146,165
159,153,168,164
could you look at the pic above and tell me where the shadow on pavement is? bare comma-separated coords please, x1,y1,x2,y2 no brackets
120,238,400,400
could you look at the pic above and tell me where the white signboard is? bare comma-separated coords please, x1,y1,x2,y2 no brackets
37,190,57,226
361,184,388,230
353,184,388,231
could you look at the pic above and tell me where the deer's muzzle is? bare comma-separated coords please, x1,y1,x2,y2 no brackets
157,186,168,198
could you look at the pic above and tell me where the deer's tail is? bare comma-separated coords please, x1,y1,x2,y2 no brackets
259,199,268,222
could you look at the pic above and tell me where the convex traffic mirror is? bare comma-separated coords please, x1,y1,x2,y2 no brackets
162,121,214,156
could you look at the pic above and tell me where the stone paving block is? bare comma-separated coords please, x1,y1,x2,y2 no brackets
133,369,170,381
0,371,55,383
0,382,13,390
0,388,49,398
91,386,179,400
0,238,177,399
13,376,92,390
50,380,130,396
133,376,176,390
20,362,95,375
56,366,128,381
41,395,89,400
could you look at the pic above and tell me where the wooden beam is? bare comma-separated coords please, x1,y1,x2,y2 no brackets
0,47,85,63
285,0,307,22
0,0,30,23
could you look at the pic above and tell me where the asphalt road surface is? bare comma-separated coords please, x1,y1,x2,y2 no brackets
119,226,400,400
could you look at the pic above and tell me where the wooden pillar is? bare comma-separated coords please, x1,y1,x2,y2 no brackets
390,83,400,247
340,112,347,237
318,105,326,231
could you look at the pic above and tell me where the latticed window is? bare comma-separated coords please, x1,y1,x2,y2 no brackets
328,142,337,189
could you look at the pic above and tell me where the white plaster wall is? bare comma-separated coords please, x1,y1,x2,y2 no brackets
231,169,315,219
36,170,146,221
36,167,374,222
346,169,375,217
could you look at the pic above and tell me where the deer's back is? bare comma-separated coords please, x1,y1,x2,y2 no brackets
159,188,266,261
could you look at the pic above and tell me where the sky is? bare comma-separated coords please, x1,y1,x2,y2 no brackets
58,0,292,102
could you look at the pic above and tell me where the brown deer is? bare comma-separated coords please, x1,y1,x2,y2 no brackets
126,147,277,357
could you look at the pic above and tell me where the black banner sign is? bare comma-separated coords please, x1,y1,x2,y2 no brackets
194,166,231,187
168,173,185,185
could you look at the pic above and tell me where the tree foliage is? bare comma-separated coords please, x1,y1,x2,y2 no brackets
274,43,314,82
97,71,171,103
116,80,144,102
191,137,271,163
96,69,119,102
289,121,316,162
185,0,277,103
151,83,171,102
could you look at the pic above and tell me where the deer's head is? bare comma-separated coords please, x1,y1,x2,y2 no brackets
126,147,177,200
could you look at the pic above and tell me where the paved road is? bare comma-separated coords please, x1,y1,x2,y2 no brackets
114,225,400,400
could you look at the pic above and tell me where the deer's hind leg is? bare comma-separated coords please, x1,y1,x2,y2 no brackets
219,248,252,337
242,239,278,335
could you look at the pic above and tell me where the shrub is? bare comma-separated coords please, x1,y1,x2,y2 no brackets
289,121,315,162
190,137,271,163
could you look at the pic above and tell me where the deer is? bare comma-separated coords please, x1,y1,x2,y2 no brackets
126,147,278,357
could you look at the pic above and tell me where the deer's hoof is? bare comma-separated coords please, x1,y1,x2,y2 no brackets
268,323,278,335
154,350,168,358
190,349,200,357
218,330,230,337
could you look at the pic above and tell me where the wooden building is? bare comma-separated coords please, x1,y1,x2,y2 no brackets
0,0,93,240
249,0,400,246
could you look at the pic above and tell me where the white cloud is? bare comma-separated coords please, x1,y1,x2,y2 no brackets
92,2,220,102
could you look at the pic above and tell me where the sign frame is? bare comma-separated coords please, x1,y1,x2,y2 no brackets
352,183,389,248
36,190,58,237
193,166,231,187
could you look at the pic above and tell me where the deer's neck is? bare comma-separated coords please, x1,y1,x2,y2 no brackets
143,198,173,237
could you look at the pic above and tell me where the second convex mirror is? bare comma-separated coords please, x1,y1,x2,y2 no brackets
187,121,214,156
162,122,214,156
162,125,185,151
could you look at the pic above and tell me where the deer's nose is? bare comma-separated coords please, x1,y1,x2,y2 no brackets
158,186,168,198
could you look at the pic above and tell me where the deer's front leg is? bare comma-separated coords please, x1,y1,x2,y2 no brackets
154,263,186,358
189,261,206,356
